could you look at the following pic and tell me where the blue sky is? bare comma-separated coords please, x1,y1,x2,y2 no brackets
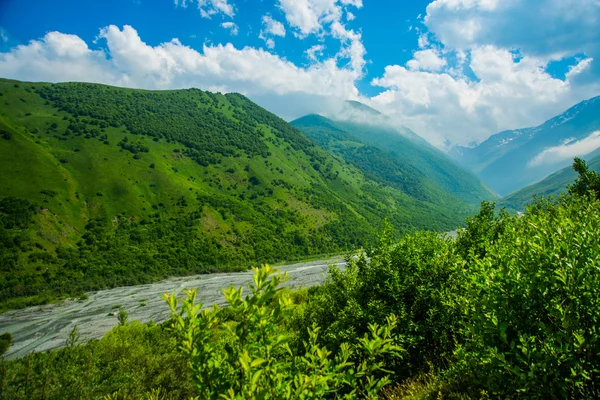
1,0,599,148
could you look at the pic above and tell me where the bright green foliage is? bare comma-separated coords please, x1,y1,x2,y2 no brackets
163,265,403,399
455,194,600,398
569,157,600,200
0,322,196,399
118,308,129,326
455,201,509,260
302,224,463,379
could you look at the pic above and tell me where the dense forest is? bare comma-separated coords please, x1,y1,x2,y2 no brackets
0,79,480,311
1,158,598,399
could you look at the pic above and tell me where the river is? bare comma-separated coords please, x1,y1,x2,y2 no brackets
0,257,346,360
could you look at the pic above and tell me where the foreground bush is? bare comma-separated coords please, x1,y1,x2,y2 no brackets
453,194,600,398
163,266,403,399
302,225,465,380
0,322,195,399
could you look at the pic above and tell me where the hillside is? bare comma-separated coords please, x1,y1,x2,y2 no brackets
499,153,600,211
449,96,600,195
291,112,496,206
0,79,475,311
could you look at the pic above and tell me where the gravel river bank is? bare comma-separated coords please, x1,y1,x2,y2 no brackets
0,257,346,360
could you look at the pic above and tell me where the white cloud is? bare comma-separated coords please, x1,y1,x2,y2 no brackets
262,15,286,37
369,45,598,148
407,49,447,71
306,44,325,61
259,15,286,48
174,0,235,19
275,0,365,78
0,29,7,43
417,33,429,49
0,25,360,117
364,0,600,148
220,22,238,35
277,0,362,37
528,131,600,167
424,0,600,60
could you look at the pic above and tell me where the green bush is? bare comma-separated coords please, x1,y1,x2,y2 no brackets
0,322,195,399
302,223,464,379
163,265,403,399
0,332,12,356
455,195,600,398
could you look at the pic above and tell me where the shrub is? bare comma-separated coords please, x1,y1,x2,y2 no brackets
455,195,600,398
163,265,403,399
302,224,464,379
0,332,12,356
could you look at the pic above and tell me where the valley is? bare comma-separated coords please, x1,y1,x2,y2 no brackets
0,256,346,360
0,78,488,312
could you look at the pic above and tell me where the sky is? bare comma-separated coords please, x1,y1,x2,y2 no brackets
0,0,599,149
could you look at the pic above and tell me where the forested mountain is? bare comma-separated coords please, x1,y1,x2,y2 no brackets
449,96,600,195
291,111,496,206
0,79,478,311
499,153,600,211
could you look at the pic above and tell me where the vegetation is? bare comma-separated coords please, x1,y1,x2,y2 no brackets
499,154,600,212
291,113,496,206
0,79,481,311
1,158,598,399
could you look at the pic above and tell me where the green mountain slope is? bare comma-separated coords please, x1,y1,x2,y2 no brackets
291,113,497,206
0,79,472,311
499,154,600,211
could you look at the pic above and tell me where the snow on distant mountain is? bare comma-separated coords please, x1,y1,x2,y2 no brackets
449,96,600,196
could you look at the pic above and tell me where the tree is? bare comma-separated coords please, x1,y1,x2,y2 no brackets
569,157,600,200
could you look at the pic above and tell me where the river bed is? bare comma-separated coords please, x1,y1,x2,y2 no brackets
0,257,346,360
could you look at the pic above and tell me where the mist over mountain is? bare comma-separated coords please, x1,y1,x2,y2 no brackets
292,102,497,207
449,96,600,196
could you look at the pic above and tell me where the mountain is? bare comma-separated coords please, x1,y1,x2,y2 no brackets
499,154,600,212
449,96,600,195
291,110,497,207
0,79,475,311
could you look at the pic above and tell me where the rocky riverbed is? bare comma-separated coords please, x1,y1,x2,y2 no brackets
0,257,346,360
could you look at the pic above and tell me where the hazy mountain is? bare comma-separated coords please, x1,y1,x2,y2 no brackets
291,108,497,207
499,154,600,212
449,96,600,195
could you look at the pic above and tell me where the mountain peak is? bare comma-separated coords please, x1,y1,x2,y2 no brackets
343,100,383,116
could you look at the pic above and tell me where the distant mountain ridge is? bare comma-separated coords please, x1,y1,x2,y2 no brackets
292,108,497,207
499,153,600,212
449,96,600,195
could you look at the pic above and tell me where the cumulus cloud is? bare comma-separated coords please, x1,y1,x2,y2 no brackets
259,15,286,48
0,25,359,113
306,44,325,61
407,49,447,71
174,0,235,19
276,0,365,75
528,131,600,167
262,15,286,37
368,44,598,148
220,22,238,35
365,0,600,148
424,0,600,60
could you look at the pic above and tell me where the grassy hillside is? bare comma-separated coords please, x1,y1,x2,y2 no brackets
0,79,474,311
291,114,497,206
499,154,600,211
